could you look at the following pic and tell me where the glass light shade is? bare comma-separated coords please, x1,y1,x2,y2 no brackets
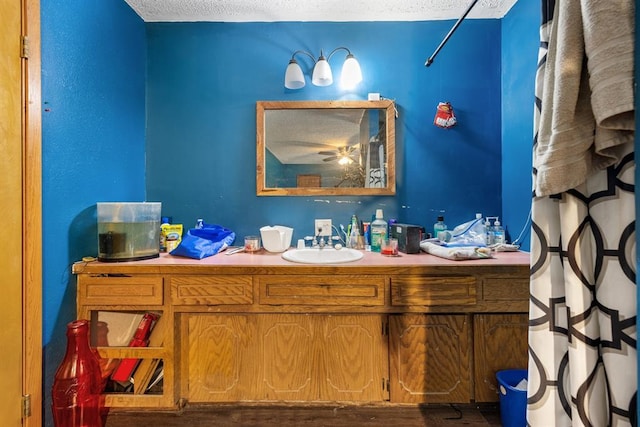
340,54,363,89
338,156,353,165
312,56,333,86
284,59,305,89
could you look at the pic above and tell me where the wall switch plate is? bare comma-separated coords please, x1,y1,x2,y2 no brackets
315,219,332,236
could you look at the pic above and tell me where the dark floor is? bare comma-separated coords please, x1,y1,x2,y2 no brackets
103,403,503,426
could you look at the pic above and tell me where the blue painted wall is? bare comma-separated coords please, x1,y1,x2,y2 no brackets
41,1,146,424
40,3,541,426
146,21,504,241
501,0,540,248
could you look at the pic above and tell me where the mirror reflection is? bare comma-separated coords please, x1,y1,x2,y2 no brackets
257,100,396,196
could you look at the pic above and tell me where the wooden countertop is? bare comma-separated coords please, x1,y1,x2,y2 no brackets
72,248,530,276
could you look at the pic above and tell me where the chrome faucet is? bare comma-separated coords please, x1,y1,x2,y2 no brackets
315,228,338,249
313,219,334,249
314,228,326,248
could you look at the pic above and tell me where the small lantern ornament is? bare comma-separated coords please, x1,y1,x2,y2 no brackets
434,102,457,129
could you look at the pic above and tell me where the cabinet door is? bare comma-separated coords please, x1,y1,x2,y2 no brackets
186,314,388,403
317,315,388,402
389,314,471,403
187,314,259,402
259,314,317,401
473,314,528,402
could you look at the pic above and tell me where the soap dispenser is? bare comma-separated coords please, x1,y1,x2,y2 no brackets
434,216,447,240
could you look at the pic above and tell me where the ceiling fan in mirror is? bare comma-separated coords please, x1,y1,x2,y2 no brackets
318,145,358,165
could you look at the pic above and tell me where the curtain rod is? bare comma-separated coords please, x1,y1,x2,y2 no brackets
425,0,480,67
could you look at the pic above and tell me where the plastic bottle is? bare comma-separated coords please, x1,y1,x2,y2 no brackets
159,216,171,252
370,209,387,252
434,216,447,240
485,219,494,245
348,214,360,249
52,320,103,427
494,218,505,244
363,222,371,249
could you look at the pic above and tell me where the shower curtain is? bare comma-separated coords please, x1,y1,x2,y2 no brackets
528,1,636,426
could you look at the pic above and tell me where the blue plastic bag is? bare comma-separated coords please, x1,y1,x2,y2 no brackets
170,223,235,259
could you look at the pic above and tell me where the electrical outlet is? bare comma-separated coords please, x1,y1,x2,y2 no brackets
315,219,332,236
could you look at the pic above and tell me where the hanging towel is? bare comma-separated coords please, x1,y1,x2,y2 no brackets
533,0,635,197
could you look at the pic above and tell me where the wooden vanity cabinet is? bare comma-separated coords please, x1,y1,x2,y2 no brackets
73,252,529,409
386,273,529,403
473,313,529,401
473,275,529,402
75,275,175,408
184,313,389,403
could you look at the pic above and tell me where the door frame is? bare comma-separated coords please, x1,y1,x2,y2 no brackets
22,0,42,425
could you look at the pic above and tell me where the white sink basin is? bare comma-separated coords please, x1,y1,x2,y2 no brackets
281,247,364,264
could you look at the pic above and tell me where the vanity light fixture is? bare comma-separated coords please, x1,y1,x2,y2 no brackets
284,47,363,90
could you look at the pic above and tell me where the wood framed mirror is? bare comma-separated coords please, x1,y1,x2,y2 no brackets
257,100,396,196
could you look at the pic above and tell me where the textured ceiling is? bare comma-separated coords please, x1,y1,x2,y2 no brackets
124,0,518,22
124,0,519,165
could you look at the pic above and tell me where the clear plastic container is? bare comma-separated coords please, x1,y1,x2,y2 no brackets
485,219,495,245
97,202,161,262
494,219,505,244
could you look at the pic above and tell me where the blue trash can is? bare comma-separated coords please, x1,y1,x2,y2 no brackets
496,369,527,427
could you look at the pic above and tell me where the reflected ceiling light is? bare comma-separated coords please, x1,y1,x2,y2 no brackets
284,47,363,90
338,155,354,166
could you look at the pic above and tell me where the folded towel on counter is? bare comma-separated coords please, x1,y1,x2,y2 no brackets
420,241,492,261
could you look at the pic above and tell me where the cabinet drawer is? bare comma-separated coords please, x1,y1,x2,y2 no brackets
79,276,163,306
390,275,476,306
171,275,253,305
483,278,529,301
257,275,384,306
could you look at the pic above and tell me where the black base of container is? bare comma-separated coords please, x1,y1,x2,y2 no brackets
98,253,160,263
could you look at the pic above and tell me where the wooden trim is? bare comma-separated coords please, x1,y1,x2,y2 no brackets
256,100,396,196
22,0,42,425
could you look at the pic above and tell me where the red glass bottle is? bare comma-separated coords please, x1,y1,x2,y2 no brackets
52,319,103,427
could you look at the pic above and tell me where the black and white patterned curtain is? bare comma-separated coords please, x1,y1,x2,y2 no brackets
528,1,636,426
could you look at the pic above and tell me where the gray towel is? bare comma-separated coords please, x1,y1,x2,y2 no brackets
533,0,635,197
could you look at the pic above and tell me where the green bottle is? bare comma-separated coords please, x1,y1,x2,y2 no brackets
370,209,387,252
434,216,447,240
